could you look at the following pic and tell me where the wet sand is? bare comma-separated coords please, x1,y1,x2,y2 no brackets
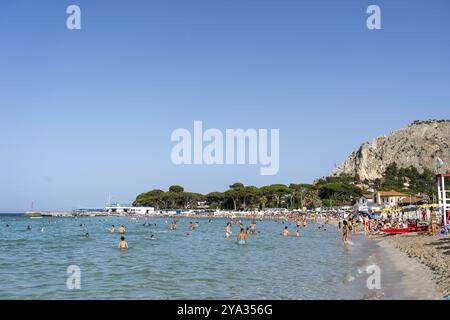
379,234,450,298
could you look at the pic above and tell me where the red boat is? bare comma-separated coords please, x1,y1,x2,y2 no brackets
380,225,428,234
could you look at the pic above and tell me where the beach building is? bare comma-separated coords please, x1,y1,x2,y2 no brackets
354,194,379,213
375,191,409,207
105,205,155,215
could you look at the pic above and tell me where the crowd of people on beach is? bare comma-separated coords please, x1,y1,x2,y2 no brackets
337,207,450,244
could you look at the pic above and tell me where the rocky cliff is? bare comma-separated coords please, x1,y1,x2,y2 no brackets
333,120,450,181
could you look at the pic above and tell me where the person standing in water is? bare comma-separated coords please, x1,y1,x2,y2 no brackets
250,220,257,234
363,215,370,235
342,220,350,244
119,236,128,250
225,222,232,238
189,222,194,230
237,228,247,244
282,226,289,236
111,225,115,233
119,225,126,234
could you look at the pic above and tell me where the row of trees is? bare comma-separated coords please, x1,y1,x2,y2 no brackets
133,183,323,210
133,163,438,210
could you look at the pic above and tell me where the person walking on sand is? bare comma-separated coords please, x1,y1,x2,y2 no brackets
119,236,128,250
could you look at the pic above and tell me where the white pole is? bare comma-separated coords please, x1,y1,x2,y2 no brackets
443,175,448,230
437,176,442,228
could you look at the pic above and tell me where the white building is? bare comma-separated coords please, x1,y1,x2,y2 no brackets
375,191,409,207
105,205,155,215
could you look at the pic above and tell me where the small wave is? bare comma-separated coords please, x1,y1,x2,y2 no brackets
343,273,355,283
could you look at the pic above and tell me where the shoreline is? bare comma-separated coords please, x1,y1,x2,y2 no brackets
376,237,442,300
378,234,450,298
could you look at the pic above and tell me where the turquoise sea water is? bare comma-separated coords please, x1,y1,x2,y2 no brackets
0,215,391,299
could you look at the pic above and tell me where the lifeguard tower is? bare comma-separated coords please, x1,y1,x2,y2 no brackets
436,173,450,230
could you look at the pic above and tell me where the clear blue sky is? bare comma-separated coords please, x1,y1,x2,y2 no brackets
1,0,449,212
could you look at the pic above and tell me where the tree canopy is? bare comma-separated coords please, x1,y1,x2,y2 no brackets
132,163,437,210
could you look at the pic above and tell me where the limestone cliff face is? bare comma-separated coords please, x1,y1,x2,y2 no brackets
333,120,450,181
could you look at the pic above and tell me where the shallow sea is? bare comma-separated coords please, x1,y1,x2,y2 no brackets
0,214,404,299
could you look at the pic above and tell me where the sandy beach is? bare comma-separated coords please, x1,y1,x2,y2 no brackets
379,234,450,299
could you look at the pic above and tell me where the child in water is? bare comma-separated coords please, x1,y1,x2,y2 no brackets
119,236,128,250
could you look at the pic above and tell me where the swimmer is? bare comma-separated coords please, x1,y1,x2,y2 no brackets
27,225,31,231
225,222,232,238
119,225,126,234
250,220,257,234
186,232,190,237
189,222,194,230
84,232,90,238
119,236,128,250
296,230,300,237
237,228,247,244
148,234,156,240
282,226,289,236
246,227,250,235
111,225,115,233
170,221,177,230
